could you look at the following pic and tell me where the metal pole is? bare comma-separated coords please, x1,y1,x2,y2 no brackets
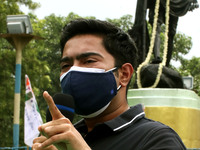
13,37,23,148
0,34,43,147
5,35,33,147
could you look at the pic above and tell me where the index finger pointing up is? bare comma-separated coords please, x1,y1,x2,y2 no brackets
43,91,64,120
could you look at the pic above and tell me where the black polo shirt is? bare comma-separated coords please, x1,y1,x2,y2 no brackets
74,104,186,150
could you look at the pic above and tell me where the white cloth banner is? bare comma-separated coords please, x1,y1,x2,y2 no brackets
24,74,43,147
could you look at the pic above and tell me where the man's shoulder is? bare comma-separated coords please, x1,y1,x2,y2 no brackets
136,117,171,131
133,117,181,142
132,117,186,149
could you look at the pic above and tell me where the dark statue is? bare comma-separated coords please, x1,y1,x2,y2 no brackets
136,64,185,88
129,0,199,66
130,0,199,88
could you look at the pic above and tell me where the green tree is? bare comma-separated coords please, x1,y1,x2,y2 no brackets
171,32,192,64
0,1,44,146
0,47,16,146
178,57,200,95
0,0,40,33
106,14,133,32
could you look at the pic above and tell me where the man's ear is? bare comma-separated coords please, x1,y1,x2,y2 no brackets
119,63,134,87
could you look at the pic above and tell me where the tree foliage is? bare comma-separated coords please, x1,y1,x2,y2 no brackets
0,0,42,146
0,0,40,33
106,14,134,32
0,1,198,147
178,57,200,95
172,32,192,63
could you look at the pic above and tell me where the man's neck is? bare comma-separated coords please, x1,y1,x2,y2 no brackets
84,100,129,132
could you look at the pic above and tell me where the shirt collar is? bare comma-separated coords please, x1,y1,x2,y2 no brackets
105,104,145,131
74,104,145,133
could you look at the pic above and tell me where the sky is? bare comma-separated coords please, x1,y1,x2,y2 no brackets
21,0,200,61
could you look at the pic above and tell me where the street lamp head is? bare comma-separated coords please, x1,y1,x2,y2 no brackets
182,76,193,89
6,15,33,34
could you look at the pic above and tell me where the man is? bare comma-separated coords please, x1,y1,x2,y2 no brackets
33,19,186,150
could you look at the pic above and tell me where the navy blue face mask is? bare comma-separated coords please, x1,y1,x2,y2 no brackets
60,66,121,118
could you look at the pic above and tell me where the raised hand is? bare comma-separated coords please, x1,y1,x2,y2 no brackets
33,135,57,150
32,91,91,150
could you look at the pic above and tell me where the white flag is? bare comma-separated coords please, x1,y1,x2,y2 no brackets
24,74,43,147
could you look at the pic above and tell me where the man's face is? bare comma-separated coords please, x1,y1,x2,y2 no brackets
60,34,115,76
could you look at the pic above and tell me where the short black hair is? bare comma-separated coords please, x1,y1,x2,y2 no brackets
60,18,138,69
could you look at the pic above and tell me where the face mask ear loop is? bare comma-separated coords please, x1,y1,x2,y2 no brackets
106,67,118,72
117,85,121,91
107,67,121,91
106,67,121,91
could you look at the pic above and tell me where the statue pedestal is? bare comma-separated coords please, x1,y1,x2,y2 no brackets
128,88,200,148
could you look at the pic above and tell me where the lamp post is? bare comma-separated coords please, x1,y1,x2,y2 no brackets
0,15,43,148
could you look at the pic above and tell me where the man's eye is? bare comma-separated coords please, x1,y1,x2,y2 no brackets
85,60,96,64
61,64,70,70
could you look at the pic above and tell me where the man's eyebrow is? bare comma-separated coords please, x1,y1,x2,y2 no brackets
76,52,103,60
60,52,103,63
60,57,72,64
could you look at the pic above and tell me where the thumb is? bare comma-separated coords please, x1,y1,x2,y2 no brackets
43,91,64,120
